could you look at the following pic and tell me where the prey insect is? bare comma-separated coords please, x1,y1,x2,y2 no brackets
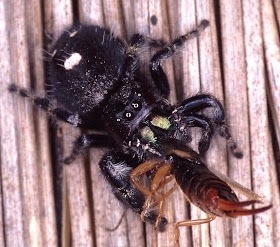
131,139,272,246
9,19,272,246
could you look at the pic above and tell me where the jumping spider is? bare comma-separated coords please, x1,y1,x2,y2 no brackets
9,19,271,245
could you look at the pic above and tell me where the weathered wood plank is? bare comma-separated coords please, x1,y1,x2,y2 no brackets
25,0,58,245
1,1,279,247
0,1,25,246
220,1,255,245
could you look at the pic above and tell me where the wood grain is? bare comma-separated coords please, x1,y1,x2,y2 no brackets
0,0,279,247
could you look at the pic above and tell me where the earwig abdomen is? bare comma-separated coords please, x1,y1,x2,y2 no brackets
172,155,272,217
172,155,238,216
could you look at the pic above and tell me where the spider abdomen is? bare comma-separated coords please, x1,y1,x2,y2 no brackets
48,25,127,128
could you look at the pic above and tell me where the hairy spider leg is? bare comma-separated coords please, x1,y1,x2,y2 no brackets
123,33,168,97
100,151,167,232
183,115,214,155
8,84,83,127
174,216,216,247
9,84,117,164
178,94,243,158
122,34,146,81
149,20,210,98
64,134,114,164
8,84,115,164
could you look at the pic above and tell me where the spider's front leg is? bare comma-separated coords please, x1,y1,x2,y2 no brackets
122,33,166,84
149,20,210,98
177,94,243,158
169,113,214,156
99,150,168,232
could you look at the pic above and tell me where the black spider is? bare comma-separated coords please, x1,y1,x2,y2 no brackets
9,20,247,232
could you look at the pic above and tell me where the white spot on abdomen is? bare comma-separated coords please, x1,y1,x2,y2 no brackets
69,30,78,37
64,53,82,70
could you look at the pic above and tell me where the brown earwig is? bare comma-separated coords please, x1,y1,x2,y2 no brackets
130,138,272,247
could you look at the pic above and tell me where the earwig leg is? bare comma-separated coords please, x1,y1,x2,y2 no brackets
130,159,162,198
153,175,177,207
154,197,164,230
146,164,173,224
142,163,173,222
174,215,216,247
131,161,173,223
140,198,152,221
105,210,126,232
156,175,174,192
131,160,164,221
150,163,173,192
136,174,178,230
152,175,177,210
153,178,178,230
208,166,264,201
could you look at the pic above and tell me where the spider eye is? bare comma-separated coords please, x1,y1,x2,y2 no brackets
132,89,142,98
131,101,142,110
124,111,134,120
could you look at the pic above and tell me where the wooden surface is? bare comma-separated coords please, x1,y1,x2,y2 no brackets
0,0,279,247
